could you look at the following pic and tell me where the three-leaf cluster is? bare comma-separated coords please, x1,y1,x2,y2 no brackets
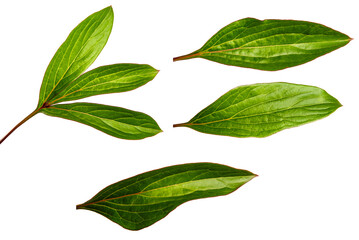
39,7,162,140
0,6,161,144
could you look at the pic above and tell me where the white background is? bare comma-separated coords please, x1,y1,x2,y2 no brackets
0,0,358,239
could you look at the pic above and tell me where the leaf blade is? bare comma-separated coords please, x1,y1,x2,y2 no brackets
48,64,159,104
37,6,114,108
174,82,341,138
76,162,256,230
174,18,351,71
41,102,161,140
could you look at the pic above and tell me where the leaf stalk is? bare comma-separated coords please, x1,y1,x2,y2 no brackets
0,108,41,144
173,123,188,128
173,52,201,62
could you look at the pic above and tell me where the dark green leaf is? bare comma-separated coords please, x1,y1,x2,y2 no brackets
48,64,159,104
174,18,351,71
41,103,161,140
37,6,114,108
174,82,341,138
76,162,256,230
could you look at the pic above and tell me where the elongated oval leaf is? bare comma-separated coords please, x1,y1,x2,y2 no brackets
48,64,159,104
37,6,114,108
173,18,351,71
41,102,161,140
76,162,256,230
174,82,341,138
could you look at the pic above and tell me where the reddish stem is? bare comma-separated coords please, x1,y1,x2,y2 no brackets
0,108,41,144
173,52,201,62
173,123,188,128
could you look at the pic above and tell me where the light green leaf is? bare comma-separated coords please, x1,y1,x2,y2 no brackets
76,162,256,230
41,102,161,140
48,64,159,104
174,18,351,71
37,6,114,108
174,82,341,138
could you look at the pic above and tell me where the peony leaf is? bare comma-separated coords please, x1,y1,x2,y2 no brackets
77,162,256,230
48,64,159,104
174,18,351,71
174,82,341,138
42,103,161,140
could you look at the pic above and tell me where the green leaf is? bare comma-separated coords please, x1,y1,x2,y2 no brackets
37,6,114,108
173,18,351,71
76,162,256,230
0,7,162,144
173,82,341,138
41,103,162,140
48,64,159,104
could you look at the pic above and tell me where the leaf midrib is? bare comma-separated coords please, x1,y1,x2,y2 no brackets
47,106,160,133
192,91,307,123
78,174,250,208
189,102,336,127
49,68,153,104
202,39,349,57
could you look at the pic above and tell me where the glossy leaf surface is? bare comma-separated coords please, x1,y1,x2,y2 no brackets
42,103,161,140
174,18,351,71
174,82,341,138
48,64,159,104
76,162,256,230
38,6,114,108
